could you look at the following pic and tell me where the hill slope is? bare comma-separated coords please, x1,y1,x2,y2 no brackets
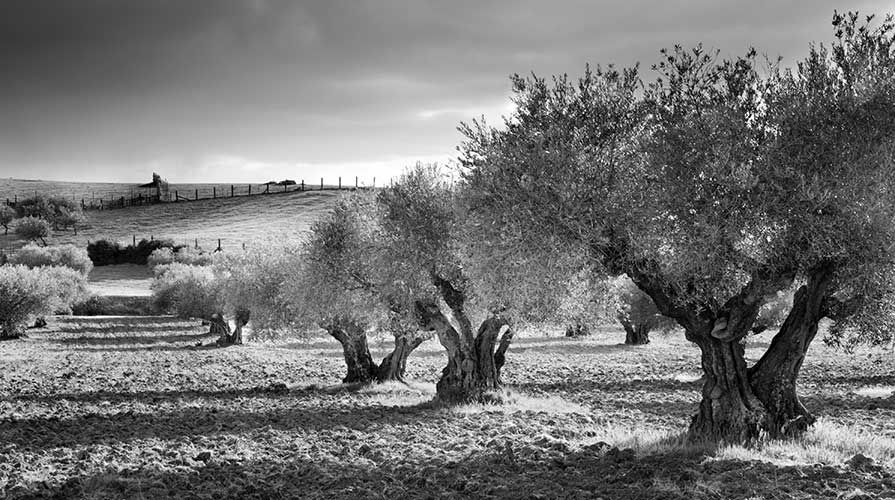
0,185,341,252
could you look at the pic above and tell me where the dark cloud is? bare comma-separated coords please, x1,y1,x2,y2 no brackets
0,0,889,182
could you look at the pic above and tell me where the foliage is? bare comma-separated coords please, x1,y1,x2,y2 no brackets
281,191,395,336
147,246,214,270
0,265,87,337
610,276,676,335
150,263,221,320
9,243,93,276
0,205,14,235
88,238,182,266
14,217,51,245
13,194,87,232
215,244,302,338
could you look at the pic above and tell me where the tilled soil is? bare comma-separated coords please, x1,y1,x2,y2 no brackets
1,316,893,499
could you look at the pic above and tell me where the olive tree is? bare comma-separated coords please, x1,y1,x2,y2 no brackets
283,192,431,384
0,265,87,339
15,217,50,246
459,12,895,442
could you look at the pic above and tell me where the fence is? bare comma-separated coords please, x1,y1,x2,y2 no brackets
3,176,379,212
90,235,255,253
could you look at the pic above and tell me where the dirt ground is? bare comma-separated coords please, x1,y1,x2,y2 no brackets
1,317,893,499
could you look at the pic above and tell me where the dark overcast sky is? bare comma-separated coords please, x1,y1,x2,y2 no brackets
0,0,890,183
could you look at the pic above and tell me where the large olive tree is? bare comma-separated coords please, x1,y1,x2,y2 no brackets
459,12,895,442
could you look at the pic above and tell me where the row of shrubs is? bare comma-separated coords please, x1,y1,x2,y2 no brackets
87,238,185,266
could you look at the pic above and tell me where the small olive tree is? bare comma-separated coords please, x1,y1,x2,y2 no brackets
0,265,87,339
282,192,431,384
15,217,50,246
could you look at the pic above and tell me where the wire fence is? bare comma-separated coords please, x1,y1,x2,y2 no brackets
2,176,379,211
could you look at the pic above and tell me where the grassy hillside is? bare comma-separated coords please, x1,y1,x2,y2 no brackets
0,180,342,252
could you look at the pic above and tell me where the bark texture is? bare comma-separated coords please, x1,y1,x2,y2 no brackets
749,266,833,437
688,331,767,442
377,331,429,382
326,318,378,384
416,294,514,404
619,315,650,345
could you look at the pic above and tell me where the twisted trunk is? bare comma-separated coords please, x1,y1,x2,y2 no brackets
749,265,833,437
327,319,378,384
688,330,767,442
416,300,514,404
377,331,428,382
214,310,249,347
619,315,650,345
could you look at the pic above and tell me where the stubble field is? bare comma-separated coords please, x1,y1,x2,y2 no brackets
2,317,894,499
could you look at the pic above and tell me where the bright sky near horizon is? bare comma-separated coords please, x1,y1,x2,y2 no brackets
1,0,892,183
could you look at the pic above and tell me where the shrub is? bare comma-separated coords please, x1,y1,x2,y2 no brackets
15,217,51,245
150,263,221,320
0,205,14,235
752,290,794,334
88,238,181,266
9,243,93,275
0,265,87,338
147,246,213,270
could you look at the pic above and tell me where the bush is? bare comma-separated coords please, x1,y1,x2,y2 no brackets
88,238,181,266
0,265,87,338
15,217,51,244
147,246,213,270
9,243,93,275
150,263,221,320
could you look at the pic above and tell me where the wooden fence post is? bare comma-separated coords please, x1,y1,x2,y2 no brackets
265,184,269,194
175,190,178,201
284,183,287,192
195,189,198,200
373,177,376,188
301,180,305,191
321,178,324,190
249,185,252,195
217,239,222,252
355,176,358,189
213,187,216,199
231,185,235,197
338,177,341,189
195,238,198,249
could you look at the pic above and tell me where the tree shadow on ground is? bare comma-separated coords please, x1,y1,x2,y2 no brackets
0,387,447,452
51,332,212,346
14,441,892,500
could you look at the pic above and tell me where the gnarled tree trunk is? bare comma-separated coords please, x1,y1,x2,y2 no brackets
326,318,378,384
214,310,249,347
377,331,429,382
619,315,650,345
688,329,768,442
416,300,513,404
749,266,833,437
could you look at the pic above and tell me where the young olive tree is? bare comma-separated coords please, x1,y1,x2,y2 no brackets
0,265,87,339
459,12,895,442
284,192,431,384
15,217,51,246
214,244,304,345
